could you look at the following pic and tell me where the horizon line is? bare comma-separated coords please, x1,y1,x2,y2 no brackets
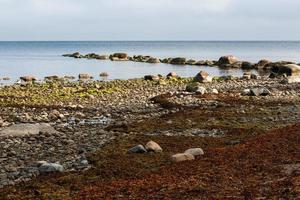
0,40,300,42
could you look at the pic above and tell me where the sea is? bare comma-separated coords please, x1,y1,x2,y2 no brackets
0,41,300,83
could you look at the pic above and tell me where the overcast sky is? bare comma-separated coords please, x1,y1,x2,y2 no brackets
0,0,299,41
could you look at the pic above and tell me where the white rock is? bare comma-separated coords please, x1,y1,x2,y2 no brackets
184,148,204,156
171,153,195,162
145,141,163,152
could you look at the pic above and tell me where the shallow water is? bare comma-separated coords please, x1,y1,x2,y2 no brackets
0,41,299,83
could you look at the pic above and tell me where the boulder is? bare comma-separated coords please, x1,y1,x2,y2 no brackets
96,55,109,60
144,75,160,81
0,123,59,137
250,88,271,96
133,55,151,62
241,61,254,69
128,145,147,153
166,72,178,78
194,71,212,83
161,58,172,64
145,141,162,152
186,83,206,94
256,59,270,69
20,76,37,82
78,73,91,80
110,53,128,61
184,148,204,156
170,57,186,65
99,72,109,77
39,163,64,173
271,64,300,76
218,55,239,67
186,59,197,65
171,153,195,162
147,57,160,64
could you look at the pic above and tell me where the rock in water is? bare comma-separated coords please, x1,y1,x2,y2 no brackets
171,153,195,162
20,76,37,83
145,141,163,152
39,163,64,173
0,123,59,137
218,55,239,67
170,57,186,65
129,145,147,153
147,57,160,63
184,148,204,156
78,73,91,80
271,64,300,76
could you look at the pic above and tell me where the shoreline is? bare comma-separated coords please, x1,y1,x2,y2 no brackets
0,69,300,198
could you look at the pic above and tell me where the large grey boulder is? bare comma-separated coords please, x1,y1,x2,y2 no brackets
0,123,59,137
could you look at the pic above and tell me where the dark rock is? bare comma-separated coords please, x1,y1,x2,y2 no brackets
144,75,160,81
241,61,254,69
20,76,37,82
147,57,160,64
218,55,239,67
170,57,186,65
128,145,147,153
194,71,212,83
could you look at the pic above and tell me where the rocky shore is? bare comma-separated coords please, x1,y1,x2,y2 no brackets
1,68,300,199
63,52,300,72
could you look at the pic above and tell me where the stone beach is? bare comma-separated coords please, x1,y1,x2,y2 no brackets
0,56,300,199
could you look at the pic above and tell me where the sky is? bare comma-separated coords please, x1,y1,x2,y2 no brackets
0,0,299,41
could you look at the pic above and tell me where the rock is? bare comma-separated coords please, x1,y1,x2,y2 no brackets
84,53,99,59
241,61,254,69
99,72,109,77
184,148,204,156
186,59,197,65
171,153,195,162
128,145,147,153
110,53,128,61
186,83,206,94
145,141,162,152
0,123,59,137
39,163,64,173
2,77,10,81
242,72,251,80
283,76,300,83
194,71,212,83
170,57,186,65
63,52,82,58
147,57,160,63
166,72,178,78
250,88,271,96
271,64,300,76
133,55,151,62
20,76,37,83
256,59,270,69
96,55,109,60
242,89,251,96
207,88,219,94
161,58,172,64
78,73,91,80
144,75,160,81
218,55,239,67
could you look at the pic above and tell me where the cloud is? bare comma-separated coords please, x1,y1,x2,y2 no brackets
0,0,299,40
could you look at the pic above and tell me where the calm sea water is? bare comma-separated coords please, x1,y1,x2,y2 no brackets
0,41,300,83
